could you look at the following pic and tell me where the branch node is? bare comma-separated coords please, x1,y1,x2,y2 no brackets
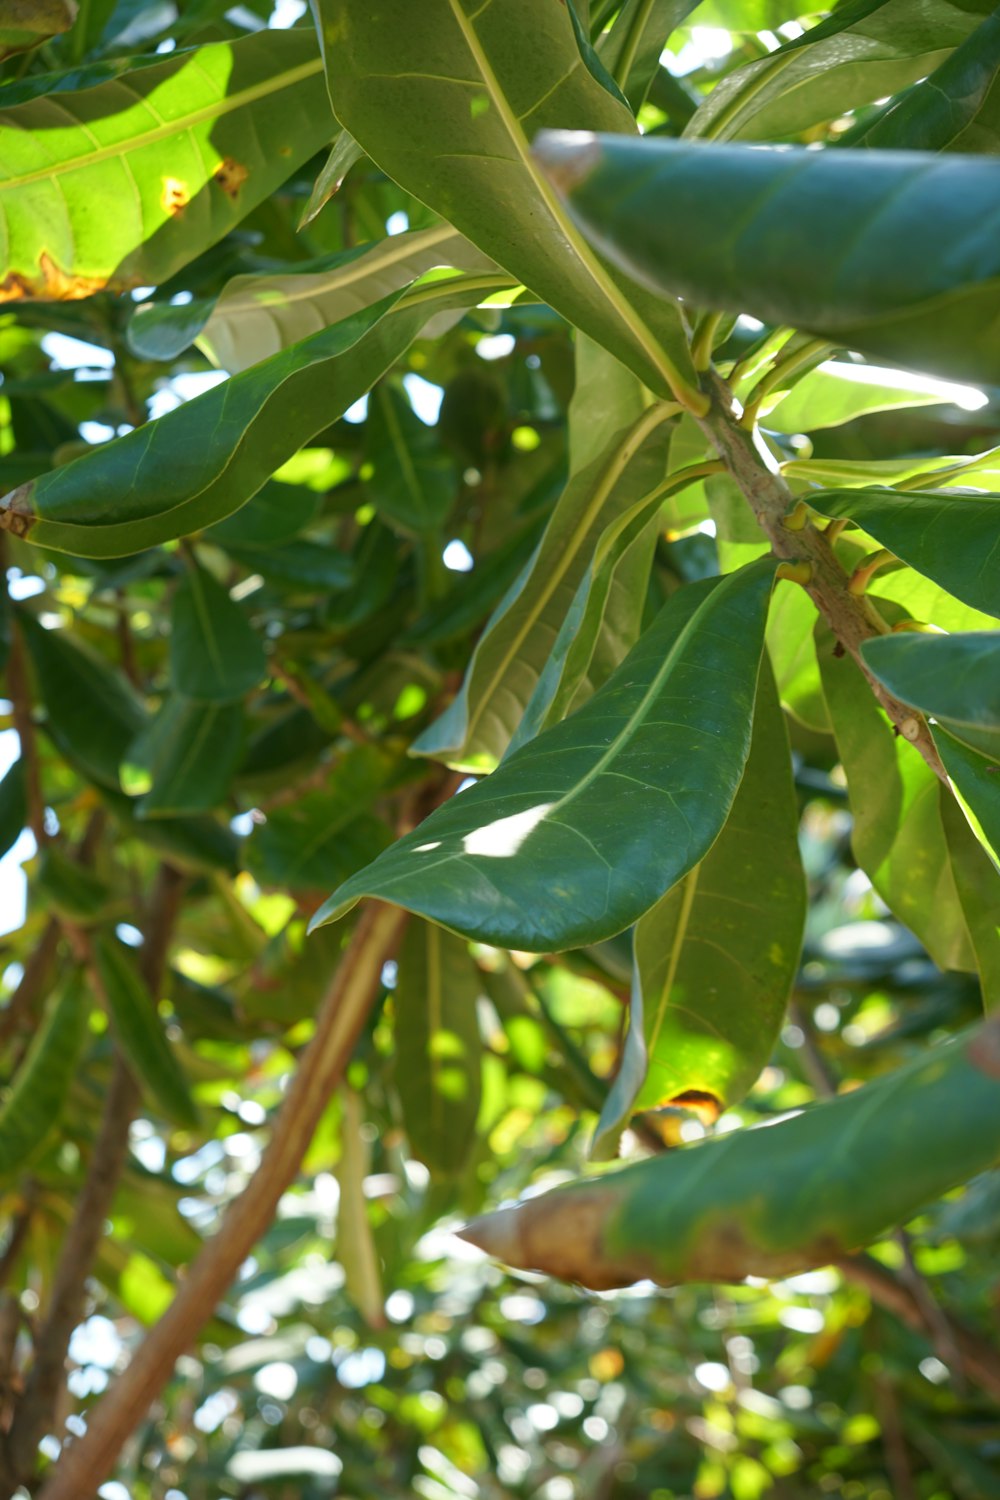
775,560,813,587
847,548,897,596
780,500,812,533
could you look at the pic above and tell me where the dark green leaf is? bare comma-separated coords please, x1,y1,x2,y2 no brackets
364,382,456,535
169,564,265,704
0,756,26,861
596,0,699,110
535,132,1000,384
0,973,87,1179
123,697,244,818
94,934,198,1129
862,630,1000,761
312,558,777,952
462,1015,1000,1288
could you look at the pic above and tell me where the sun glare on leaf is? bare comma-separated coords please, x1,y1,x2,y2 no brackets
463,803,554,859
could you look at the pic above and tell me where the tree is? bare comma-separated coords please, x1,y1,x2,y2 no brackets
0,0,999,1495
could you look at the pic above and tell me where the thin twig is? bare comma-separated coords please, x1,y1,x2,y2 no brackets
38,901,407,1500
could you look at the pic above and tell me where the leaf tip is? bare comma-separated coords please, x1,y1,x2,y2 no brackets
0,482,37,540
532,130,602,196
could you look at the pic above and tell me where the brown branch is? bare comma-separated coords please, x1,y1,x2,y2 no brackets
0,920,60,1052
38,900,407,1500
2,866,186,1489
697,378,945,782
837,1252,1000,1405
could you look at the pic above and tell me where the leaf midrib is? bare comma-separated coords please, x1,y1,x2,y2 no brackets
3,53,324,190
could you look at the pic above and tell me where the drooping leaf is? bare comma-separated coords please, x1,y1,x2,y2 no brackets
0,972,88,1179
534,132,1000,384
0,30,333,301
169,564,265,704
94,934,198,1129
19,610,145,788
312,558,777,952
809,492,1000,619
596,0,699,110
312,0,702,407
845,8,1000,152
862,630,1000,762
461,1015,1000,1288
934,726,1000,868
336,1087,385,1329
818,624,973,972
298,131,365,229
364,381,456,535
414,401,674,770
594,660,804,1154
394,920,483,1177
0,277,510,556
687,0,995,143
122,697,244,818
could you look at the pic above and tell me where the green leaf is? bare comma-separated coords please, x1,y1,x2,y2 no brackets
934,726,1000,868
122,697,244,818
101,789,238,874
298,131,364,230
818,625,973,973
204,481,321,550
0,973,87,1179
394,920,483,1176
687,0,995,143
364,381,456,535
845,9,1000,152
941,793,1000,1010
596,0,699,110
0,756,25,861
36,845,120,924
594,660,804,1153
535,132,1000,384
764,361,964,433
862,630,1000,762
312,558,777,952
0,31,333,301
810,492,1000,619
94,934,198,1129
312,0,701,408
169,564,265,704
414,402,674,770
0,277,509,557
129,223,496,368
461,1015,1000,1288
0,0,77,62
19,611,145,788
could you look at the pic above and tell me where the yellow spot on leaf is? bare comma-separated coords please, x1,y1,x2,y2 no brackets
161,176,189,216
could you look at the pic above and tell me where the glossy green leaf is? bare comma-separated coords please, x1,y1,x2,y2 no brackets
19,610,145,788
123,697,244,818
313,0,700,407
846,9,1000,152
687,0,994,143
819,625,973,972
364,381,456,535
394,920,483,1177
94,933,198,1129
862,630,1000,762
0,0,76,61
941,793,1000,1010
0,277,509,556
415,402,674,770
0,973,87,1178
535,132,1000,384
810,492,1000,619
298,130,364,229
596,0,699,109
0,756,25,861
169,564,265,704
129,223,496,368
312,558,777,952
765,362,962,433
462,1015,1000,1288
0,31,333,301
594,661,804,1153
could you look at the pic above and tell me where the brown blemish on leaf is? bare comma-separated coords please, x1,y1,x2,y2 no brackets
214,158,249,199
0,484,37,540
0,253,107,305
669,1089,723,1124
462,1185,648,1292
161,176,190,216
969,1015,1000,1079
532,131,602,196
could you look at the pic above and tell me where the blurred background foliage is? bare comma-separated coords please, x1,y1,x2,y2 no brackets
0,0,999,1497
